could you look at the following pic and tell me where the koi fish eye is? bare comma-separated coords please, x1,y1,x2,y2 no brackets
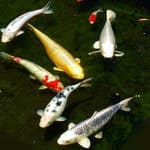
65,140,70,144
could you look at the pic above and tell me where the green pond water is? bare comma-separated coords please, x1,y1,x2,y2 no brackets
0,0,149,150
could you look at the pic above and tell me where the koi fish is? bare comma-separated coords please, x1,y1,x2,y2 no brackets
57,95,140,149
88,9,124,58
0,52,64,92
88,8,103,24
76,0,84,2
27,23,85,80
0,1,53,43
37,78,92,128
138,18,150,21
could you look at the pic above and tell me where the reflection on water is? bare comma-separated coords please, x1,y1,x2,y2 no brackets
0,0,149,150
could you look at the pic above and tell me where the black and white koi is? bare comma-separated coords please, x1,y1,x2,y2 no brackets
37,78,92,128
57,95,140,149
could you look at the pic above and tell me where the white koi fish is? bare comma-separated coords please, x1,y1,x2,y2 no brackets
0,52,64,92
57,95,140,149
88,9,124,58
37,78,92,128
0,1,53,43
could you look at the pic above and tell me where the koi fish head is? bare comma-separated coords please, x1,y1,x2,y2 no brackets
1,31,16,43
70,68,85,80
39,113,55,128
57,130,77,145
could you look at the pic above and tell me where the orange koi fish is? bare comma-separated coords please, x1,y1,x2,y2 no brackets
88,8,103,24
0,52,64,92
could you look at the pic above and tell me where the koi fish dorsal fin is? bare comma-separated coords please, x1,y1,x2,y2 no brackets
68,122,75,129
91,111,98,118
77,137,91,149
37,109,44,116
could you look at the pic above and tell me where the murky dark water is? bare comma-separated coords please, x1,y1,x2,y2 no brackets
0,0,149,150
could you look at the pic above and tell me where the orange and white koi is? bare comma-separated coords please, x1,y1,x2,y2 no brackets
0,52,64,92
27,23,85,80
88,8,103,24
0,1,53,43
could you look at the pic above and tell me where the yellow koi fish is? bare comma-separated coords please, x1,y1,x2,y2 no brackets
27,23,85,80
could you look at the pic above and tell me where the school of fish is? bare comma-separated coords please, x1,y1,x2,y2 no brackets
0,1,141,149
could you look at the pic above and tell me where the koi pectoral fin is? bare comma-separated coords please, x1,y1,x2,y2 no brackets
56,116,66,122
77,137,91,149
68,122,75,129
93,40,100,49
53,67,64,72
16,30,24,36
37,109,44,116
114,50,124,57
29,74,36,80
39,85,48,90
94,132,103,139
75,58,80,64
88,50,101,55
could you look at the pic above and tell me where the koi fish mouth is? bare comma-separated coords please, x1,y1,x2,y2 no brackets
1,36,10,43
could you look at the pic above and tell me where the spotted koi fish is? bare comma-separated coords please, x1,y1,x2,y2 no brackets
0,1,53,43
0,52,64,92
57,95,140,149
37,78,92,128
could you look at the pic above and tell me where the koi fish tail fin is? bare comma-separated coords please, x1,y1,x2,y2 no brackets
0,52,12,60
26,23,34,31
106,9,116,21
42,1,53,14
120,95,140,112
80,78,92,87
